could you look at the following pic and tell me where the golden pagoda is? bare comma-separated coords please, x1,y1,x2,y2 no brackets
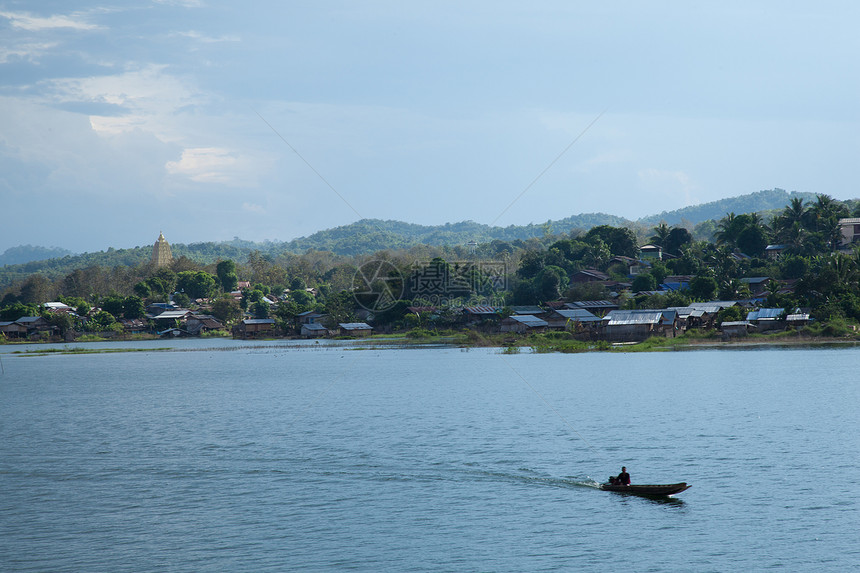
151,232,174,268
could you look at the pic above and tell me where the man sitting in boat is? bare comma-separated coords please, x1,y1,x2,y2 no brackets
608,467,631,486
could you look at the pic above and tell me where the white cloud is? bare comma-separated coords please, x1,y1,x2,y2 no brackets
0,41,59,64
638,168,699,207
0,10,99,31
44,64,203,141
165,147,245,184
242,202,265,214
153,0,204,7
174,30,240,44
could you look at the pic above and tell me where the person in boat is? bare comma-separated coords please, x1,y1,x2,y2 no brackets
612,467,630,486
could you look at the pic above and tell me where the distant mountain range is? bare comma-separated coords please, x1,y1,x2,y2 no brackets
0,245,74,266
0,188,840,268
280,188,821,255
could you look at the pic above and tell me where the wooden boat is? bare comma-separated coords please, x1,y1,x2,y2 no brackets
600,482,691,496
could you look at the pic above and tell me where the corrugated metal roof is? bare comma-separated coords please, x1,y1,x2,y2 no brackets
243,318,275,325
667,306,694,318
510,306,544,315
567,300,618,309
463,306,501,314
297,310,323,317
339,322,372,330
606,310,664,326
747,308,784,321
154,310,191,319
554,309,602,322
508,315,549,327
302,323,328,331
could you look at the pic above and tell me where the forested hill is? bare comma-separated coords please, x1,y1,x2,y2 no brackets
280,189,820,254
282,213,630,255
638,188,818,226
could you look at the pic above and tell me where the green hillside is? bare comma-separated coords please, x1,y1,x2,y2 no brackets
637,188,818,226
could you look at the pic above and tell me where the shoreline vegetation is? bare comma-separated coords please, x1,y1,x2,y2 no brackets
6,327,859,356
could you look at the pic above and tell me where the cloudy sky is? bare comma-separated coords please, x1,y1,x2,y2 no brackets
1,1,858,253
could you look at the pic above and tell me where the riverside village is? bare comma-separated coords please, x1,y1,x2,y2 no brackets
6,204,860,349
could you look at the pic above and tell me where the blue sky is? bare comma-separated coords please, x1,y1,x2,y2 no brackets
1,1,859,253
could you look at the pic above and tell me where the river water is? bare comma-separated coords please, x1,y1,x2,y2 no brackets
1,341,858,571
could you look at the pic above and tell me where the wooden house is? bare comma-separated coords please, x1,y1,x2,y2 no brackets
0,321,27,339
765,244,787,259
546,308,602,331
604,309,676,341
301,323,330,338
746,308,785,332
639,244,662,260
185,315,224,335
740,277,771,297
462,306,502,325
838,218,860,249
720,321,754,338
235,318,276,338
339,322,373,337
565,300,619,317
500,315,548,334
14,316,54,338
570,269,610,283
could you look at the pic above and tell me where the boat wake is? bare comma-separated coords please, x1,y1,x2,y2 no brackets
461,467,602,491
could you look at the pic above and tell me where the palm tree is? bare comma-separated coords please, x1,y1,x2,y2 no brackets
783,197,806,226
773,197,806,243
649,223,670,247
715,213,739,248
808,195,849,250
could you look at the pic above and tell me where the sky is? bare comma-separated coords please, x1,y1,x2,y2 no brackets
1,1,859,254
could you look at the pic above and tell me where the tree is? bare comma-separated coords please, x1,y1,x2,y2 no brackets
584,225,638,258
19,274,52,304
211,296,242,323
323,290,357,327
122,296,145,319
45,312,74,337
251,300,270,319
736,225,768,258
649,223,671,247
534,266,568,302
0,302,39,321
216,260,239,292
805,195,849,250
715,213,742,248
87,310,117,331
663,227,693,256
173,292,191,308
631,273,657,292
101,295,125,318
291,290,315,307
689,275,717,301
133,281,152,299
176,270,217,300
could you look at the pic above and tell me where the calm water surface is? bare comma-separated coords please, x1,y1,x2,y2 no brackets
1,342,858,571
